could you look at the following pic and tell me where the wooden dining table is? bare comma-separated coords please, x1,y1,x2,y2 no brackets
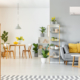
9,44,26,58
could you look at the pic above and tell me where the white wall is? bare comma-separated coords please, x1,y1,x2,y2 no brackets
0,8,49,56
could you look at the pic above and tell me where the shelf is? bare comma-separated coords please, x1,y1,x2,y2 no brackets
50,24,60,27
52,41,59,42
50,49,59,50
38,43,49,45
50,31,59,34
50,56,59,58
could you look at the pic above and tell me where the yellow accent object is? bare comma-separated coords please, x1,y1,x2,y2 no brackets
47,52,49,55
77,43,80,53
13,41,18,44
69,43,78,53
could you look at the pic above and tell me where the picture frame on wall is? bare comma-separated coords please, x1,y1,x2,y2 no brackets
70,7,80,15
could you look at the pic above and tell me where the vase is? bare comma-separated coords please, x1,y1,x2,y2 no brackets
41,33,44,37
18,40,22,44
41,58,47,64
51,21,55,24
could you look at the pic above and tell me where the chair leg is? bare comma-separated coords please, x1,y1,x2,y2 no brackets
3,52,5,59
65,61,67,65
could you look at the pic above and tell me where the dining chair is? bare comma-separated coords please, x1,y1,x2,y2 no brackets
22,44,32,59
3,44,15,59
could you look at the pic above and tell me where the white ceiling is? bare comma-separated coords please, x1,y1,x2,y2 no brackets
0,0,49,8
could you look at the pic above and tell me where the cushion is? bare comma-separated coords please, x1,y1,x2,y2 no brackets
68,43,78,53
64,45,69,54
77,43,80,53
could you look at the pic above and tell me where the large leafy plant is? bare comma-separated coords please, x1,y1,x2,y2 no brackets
40,27,46,33
42,44,49,58
1,31,8,43
33,43,38,54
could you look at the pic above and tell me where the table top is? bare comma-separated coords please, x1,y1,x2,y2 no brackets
71,54,80,57
9,44,26,46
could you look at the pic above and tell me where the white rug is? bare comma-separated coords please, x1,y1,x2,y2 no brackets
1,75,80,80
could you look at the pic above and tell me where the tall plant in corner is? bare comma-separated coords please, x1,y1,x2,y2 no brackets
0,31,8,44
40,27,46,37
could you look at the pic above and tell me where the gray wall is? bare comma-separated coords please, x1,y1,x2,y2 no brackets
50,0,80,43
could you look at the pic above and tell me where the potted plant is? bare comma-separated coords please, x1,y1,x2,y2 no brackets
16,36,24,44
0,31,9,57
51,37,55,41
41,44,49,63
51,17,56,24
33,43,38,57
40,27,46,37
0,31,8,44
50,44,55,49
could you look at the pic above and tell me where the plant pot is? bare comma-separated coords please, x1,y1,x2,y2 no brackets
41,33,44,37
55,46,59,50
51,21,55,24
41,58,47,63
50,46,55,49
34,53,38,57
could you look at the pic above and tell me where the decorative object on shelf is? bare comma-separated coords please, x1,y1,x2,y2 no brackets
15,2,21,29
39,45,43,49
55,29,58,33
51,37,59,41
13,41,18,45
41,44,49,63
33,43,38,57
43,39,49,43
52,52,59,58
51,17,56,24
40,27,46,37
50,44,55,49
55,45,59,50
16,36,24,44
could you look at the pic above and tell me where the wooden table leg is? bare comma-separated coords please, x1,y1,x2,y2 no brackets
24,45,27,59
72,56,75,67
78,57,80,68
14,46,16,58
19,46,20,58
72,56,78,67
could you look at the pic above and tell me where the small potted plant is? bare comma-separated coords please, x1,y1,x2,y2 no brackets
40,27,46,37
41,44,49,63
50,44,55,49
33,43,38,57
51,37,55,41
51,17,56,24
16,36,24,44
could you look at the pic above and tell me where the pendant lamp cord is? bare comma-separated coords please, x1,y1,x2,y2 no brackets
17,2,19,25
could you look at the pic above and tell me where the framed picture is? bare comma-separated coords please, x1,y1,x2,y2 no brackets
70,7,80,15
